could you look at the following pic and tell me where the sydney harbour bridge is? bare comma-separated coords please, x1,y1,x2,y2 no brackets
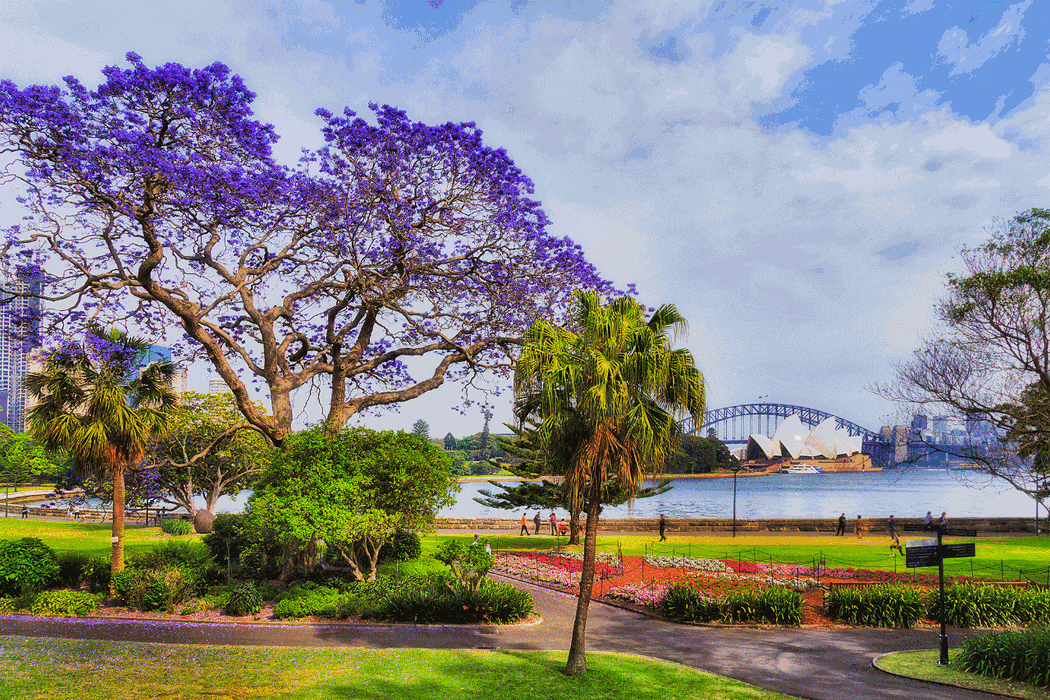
679,402,893,467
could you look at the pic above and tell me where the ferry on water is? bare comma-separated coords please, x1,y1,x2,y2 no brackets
779,463,823,475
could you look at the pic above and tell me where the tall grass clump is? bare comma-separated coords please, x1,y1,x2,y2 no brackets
957,628,1050,688
660,585,719,623
720,587,802,626
930,584,1028,628
825,585,927,628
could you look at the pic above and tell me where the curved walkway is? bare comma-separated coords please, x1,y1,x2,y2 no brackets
0,578,1003,700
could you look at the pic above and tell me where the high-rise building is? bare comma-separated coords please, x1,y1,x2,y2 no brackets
0,271,41,433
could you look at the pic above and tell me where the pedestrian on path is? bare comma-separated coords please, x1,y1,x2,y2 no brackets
21,505,28,519
887,514,896,539
924,511,933,531
836,513,846,536
659,514,667,542
520,511,530,536
856,514,863,539
939,512,948,529
890,532,904,556
549,511,557,535
533,511,542,535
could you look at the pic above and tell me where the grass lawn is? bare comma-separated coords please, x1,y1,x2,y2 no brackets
0,517,192,559
5,518,1049,582
875,649,1050,700
0,636,799,700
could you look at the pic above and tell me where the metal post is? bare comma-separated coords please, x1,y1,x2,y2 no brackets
937,526,949,665
732,469,738,538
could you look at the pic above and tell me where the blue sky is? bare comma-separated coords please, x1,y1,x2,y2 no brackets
1,0,1048,438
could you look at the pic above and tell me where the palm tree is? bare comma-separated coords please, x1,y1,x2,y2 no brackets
515,290,705,676
24,326,176,576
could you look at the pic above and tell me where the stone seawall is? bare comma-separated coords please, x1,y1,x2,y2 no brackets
437,516,1042,534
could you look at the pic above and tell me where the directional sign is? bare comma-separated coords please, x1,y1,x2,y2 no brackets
906,545,940,568
939,528,978,538
940,542,976,559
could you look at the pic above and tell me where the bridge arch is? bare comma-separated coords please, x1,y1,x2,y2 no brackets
680,403,892,466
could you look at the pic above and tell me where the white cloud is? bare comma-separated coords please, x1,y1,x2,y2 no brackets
726,34,809,100
937,0,1032,76
922,124,1012,159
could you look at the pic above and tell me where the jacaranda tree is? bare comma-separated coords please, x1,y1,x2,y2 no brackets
0,53,615,450
24,325,175,576
514,290,705,676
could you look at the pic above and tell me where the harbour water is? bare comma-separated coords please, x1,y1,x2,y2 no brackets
443,469,1040,521
35,468,1038,521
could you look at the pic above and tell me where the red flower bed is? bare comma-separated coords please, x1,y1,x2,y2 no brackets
512,552,620,580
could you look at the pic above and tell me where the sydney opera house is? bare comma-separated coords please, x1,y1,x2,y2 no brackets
744,415,874,471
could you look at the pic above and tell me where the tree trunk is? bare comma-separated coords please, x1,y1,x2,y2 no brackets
568,508,583,546
111,464,126,583
565,497,600,676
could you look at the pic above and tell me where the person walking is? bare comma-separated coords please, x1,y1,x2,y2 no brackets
856,514,863,539
939,511,948,529
549,511,558,535
658,514,667,542
924,510,933,531
889,532,904,556
835,512,846,536
519,511,530,536
533,510,542,536
887,514,897,539
21,505,28,519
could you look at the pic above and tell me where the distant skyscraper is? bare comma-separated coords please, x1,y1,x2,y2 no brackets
0,270,41,433
209,377,232,395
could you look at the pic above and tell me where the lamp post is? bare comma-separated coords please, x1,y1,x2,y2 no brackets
730,464,742,537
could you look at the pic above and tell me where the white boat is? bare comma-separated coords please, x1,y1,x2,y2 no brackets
780,463,823,474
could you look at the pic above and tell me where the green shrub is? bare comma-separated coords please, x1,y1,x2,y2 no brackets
202,513,252,569
720,588,802,626
81,556,111,594
0,537,60,596
380,579,533,624
56,552,90,588
1015,589,1050,625
929,584,1025,628
435,539,493,592
660,585,720,623
112,570,171,612
224,582,262,616
825,585,927,628
0,598,17,613
380,529,422,562
160,519,194,536
29,590,100,617
134,539,214,575
958,628,1050,688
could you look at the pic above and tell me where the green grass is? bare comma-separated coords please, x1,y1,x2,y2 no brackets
0,636,799,700
875,649,1050,700
0,517,194,558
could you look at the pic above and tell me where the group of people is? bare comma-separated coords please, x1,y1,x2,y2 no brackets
519,510,566,536
835,510,950,541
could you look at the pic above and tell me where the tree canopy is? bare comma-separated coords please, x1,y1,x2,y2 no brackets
245,426,457,581
0,53,615,448
876,208,1050,519
145,391,270,533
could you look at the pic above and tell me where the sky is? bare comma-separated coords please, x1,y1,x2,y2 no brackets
1,0,1048,440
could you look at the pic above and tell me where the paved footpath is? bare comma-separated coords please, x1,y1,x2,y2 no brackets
1,577,1003,700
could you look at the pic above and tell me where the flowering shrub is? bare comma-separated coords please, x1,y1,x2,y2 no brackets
547,550,622,566
493,554,580,587
607,582,673,608
645,556,732,573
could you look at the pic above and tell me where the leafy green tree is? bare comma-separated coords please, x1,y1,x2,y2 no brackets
0,426,58,490
24,326,176,576
664,434,739,474
246,427,457,581
443,432,456,450
411,419,430,440
145,391,271,534
515,290,705,676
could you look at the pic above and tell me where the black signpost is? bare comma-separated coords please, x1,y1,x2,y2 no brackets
903,525,978,664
